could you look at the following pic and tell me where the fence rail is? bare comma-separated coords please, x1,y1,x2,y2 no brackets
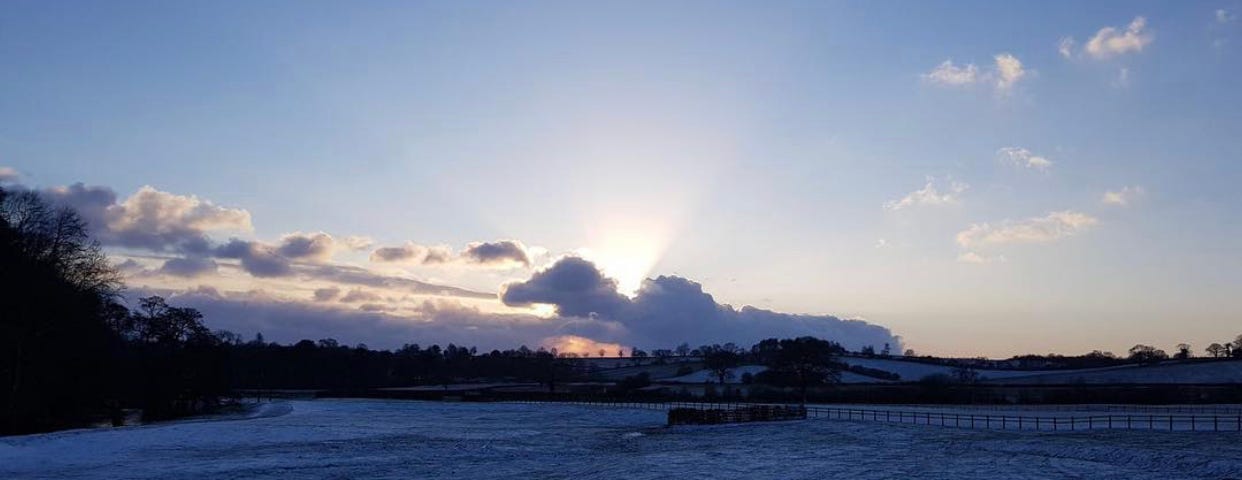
508,397,1242,432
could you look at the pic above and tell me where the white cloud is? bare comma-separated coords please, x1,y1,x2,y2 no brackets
956,211,1098,248
884,177,968,211
1085,17,1154,59
993,53,1026,92
1101,185,1145,206
996,147,1053,172
342,236,374,251
1058,37,1076,58
923,54,1027,93
922,60,981,86
874,238,889,249
1218,9,1235,24
957,251,1007,264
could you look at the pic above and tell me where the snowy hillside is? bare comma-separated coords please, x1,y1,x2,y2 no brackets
985,360,1242,384
2,399,1239,479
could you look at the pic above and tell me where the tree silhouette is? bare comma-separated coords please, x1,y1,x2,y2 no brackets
701,344,743,384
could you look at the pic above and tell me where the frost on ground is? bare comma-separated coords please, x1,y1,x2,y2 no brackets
2,400,1240,480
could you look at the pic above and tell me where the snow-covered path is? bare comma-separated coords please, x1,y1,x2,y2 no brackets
2,399,1240,479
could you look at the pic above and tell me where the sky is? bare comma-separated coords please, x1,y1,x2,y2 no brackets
2,0,1240,358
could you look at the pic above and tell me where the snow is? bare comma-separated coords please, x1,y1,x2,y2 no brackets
985,360,1242,384
839,357,1072,381
662,366,891,384
662,365,768,383
3,399,1240,479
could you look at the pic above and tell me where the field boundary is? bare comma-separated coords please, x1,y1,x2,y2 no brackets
507,397,1242,432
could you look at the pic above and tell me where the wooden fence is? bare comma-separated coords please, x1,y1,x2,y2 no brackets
508,397,1242,432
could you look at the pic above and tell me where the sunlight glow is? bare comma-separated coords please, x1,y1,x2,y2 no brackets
577,214,673,296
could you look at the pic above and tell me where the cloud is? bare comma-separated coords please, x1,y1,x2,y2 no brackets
341,236,374,251
501,256,630,318
299,264,495,299
462,240,531,267
956,211,1098,248
502,257,902,351
1219,9,1236,24
1058,37,1076,59
923,54,1027,93
993,53,1026,92
884,177,968,211
1102,185,1145,206
369,242,451,264
0,167,19,183
214,239,292,277
136,287,589,351
997,147,1053,172
313,287,342,302
41,183,251,254
340,288,383,304
276,231,337,262
923,60,981,86
1084,17,1153,59
159,256,219,278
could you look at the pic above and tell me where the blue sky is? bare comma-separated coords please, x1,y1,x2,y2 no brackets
2,1,1240,357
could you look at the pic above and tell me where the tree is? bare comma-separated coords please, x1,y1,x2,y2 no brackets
133,296,214,345
1,187,121,434
675,343,691,357
903,349,916,357
1127,344,1168,364
754,337,844,404
701,344,743,384
1174,343,1192,359
598,349,605,358
1206,343,1226,358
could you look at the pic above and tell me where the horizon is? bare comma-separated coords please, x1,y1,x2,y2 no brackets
3,1,1242,358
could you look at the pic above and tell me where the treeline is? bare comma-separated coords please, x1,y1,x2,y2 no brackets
5,184,1242,434
0,188,241,433
0,187,585,434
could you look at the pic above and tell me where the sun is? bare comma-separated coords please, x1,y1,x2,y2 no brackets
578,215,672,296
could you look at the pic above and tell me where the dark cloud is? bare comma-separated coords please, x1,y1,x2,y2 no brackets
462,240,531,266
501,257,630,318
214,239,292,277
313,287,342,302
358,303,392,312
159,256,219,278
135,288,578,351
369,242,452,264
503,257,902,351
276,232,336,262
370,243,425,263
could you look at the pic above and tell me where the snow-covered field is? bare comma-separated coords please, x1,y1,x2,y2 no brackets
2,399,1240,479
